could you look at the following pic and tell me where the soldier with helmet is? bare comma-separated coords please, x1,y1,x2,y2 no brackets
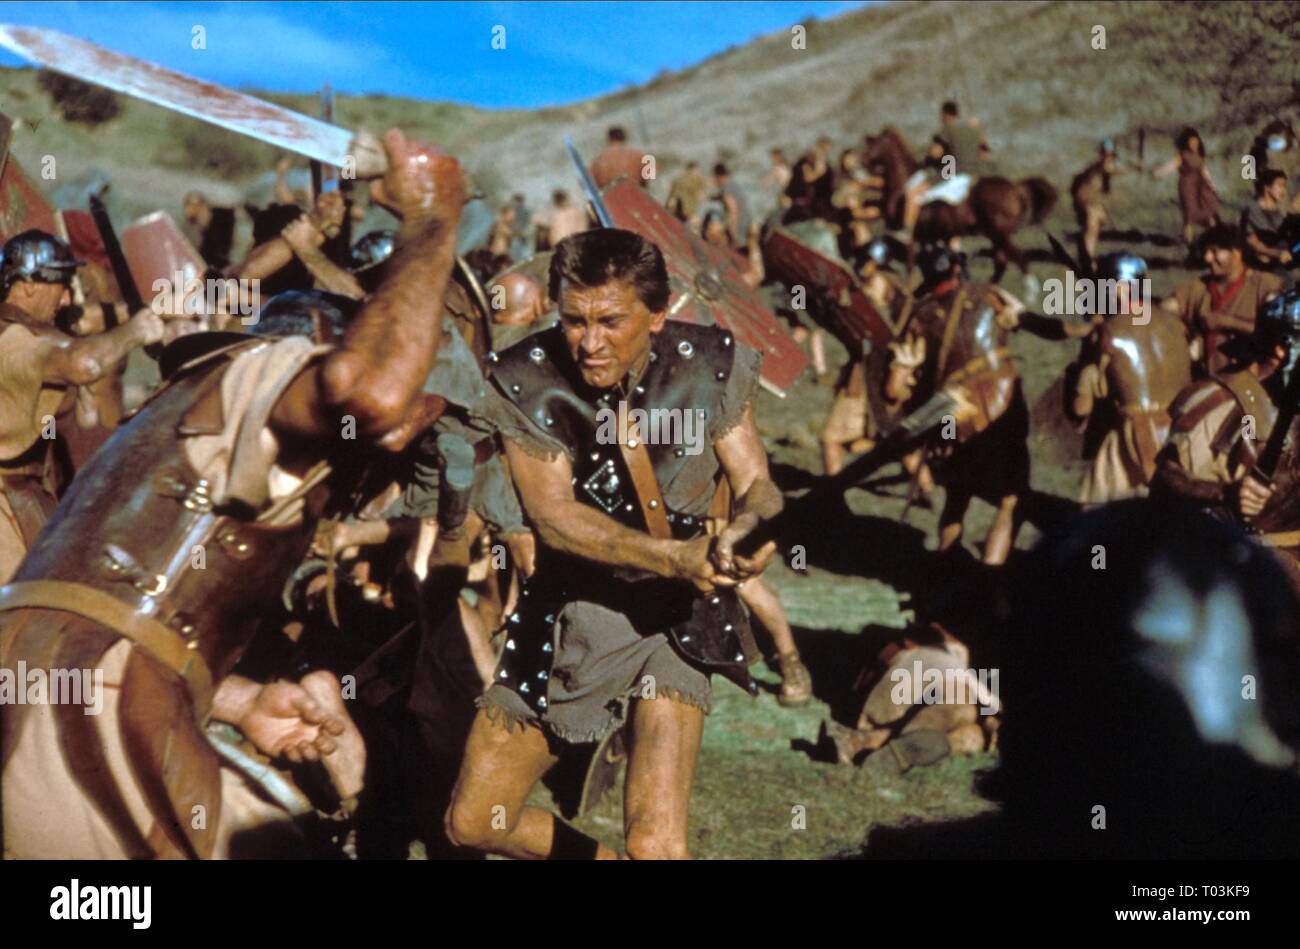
1152,287,1300,557
884,241,1031,565
819,236,909,477
0,129,464,859
1069,139,1143,265
1065,251,1193,503
0,229,166,581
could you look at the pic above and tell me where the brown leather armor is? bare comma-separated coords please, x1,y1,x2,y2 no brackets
908,283,1019,441
1,337,344,857
1099,311,1193,482
11,339,329,696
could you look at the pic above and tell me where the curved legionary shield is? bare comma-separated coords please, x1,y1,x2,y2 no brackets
121,211,207,312
601,179,808,396
762,225,896,351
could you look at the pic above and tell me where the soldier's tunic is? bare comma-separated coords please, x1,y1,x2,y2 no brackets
1,335,356,859
480,321,762,743
1172,269,1283,375
897,281,1029,500
1158,370,1300,566
1070,310,1193,503
0,304,74,583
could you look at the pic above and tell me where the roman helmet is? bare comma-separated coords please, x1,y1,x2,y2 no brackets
0,229,85,296
250,289,361,343
916,241,966,287
1094,251,1148,284
347,230,397,274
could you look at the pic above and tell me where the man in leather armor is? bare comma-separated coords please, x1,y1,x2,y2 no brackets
1066,252,1193,503
444,228,783,860
0,229,165,582
1153,288,1300,569
0,129,465,859
884,242,1029,565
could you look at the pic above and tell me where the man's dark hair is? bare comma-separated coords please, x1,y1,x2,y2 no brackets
941,100,959,118
512,192,525,204
552,189,569,206
1257,168,1288,197
685,160,698,171
1199,223,1245,255
608,126,627,143
713,162,729,177
549,229,670,313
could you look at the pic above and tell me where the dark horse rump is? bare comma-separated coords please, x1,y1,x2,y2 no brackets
917,175,1058,280
861,127,1058,282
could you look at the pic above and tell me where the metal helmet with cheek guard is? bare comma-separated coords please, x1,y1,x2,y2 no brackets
863,236,894,269
0,229,85,295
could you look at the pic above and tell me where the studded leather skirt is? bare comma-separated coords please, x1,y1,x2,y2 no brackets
477,585,712,744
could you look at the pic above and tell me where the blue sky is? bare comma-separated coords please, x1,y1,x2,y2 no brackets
0,1,871,108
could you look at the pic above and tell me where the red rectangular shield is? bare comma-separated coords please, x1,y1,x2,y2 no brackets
122,210,208,310
762,227,895,350
602,180,808,395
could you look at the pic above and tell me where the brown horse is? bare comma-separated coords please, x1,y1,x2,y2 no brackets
862,126,1057,283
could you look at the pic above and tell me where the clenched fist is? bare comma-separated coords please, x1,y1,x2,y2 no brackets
1239,473,1275,520
368,128,466,224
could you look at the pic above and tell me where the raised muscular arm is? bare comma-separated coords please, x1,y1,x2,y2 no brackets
281,216,365,300
268,130,463,442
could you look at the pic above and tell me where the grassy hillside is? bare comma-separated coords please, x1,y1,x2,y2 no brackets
3,0,1298,859
6,1,1297,224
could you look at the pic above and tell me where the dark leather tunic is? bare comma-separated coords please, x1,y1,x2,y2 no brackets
487,320,760,701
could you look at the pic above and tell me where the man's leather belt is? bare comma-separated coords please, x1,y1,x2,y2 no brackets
0,580,215,717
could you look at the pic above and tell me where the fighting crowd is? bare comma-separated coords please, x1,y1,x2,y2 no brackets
3,100,1300,860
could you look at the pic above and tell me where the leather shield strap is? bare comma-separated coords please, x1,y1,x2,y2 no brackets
618,414,673,540
0,580,215,718
935,288,967,385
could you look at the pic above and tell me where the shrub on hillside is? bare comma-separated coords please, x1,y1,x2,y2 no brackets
38,70,121,125
153,116,277,178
